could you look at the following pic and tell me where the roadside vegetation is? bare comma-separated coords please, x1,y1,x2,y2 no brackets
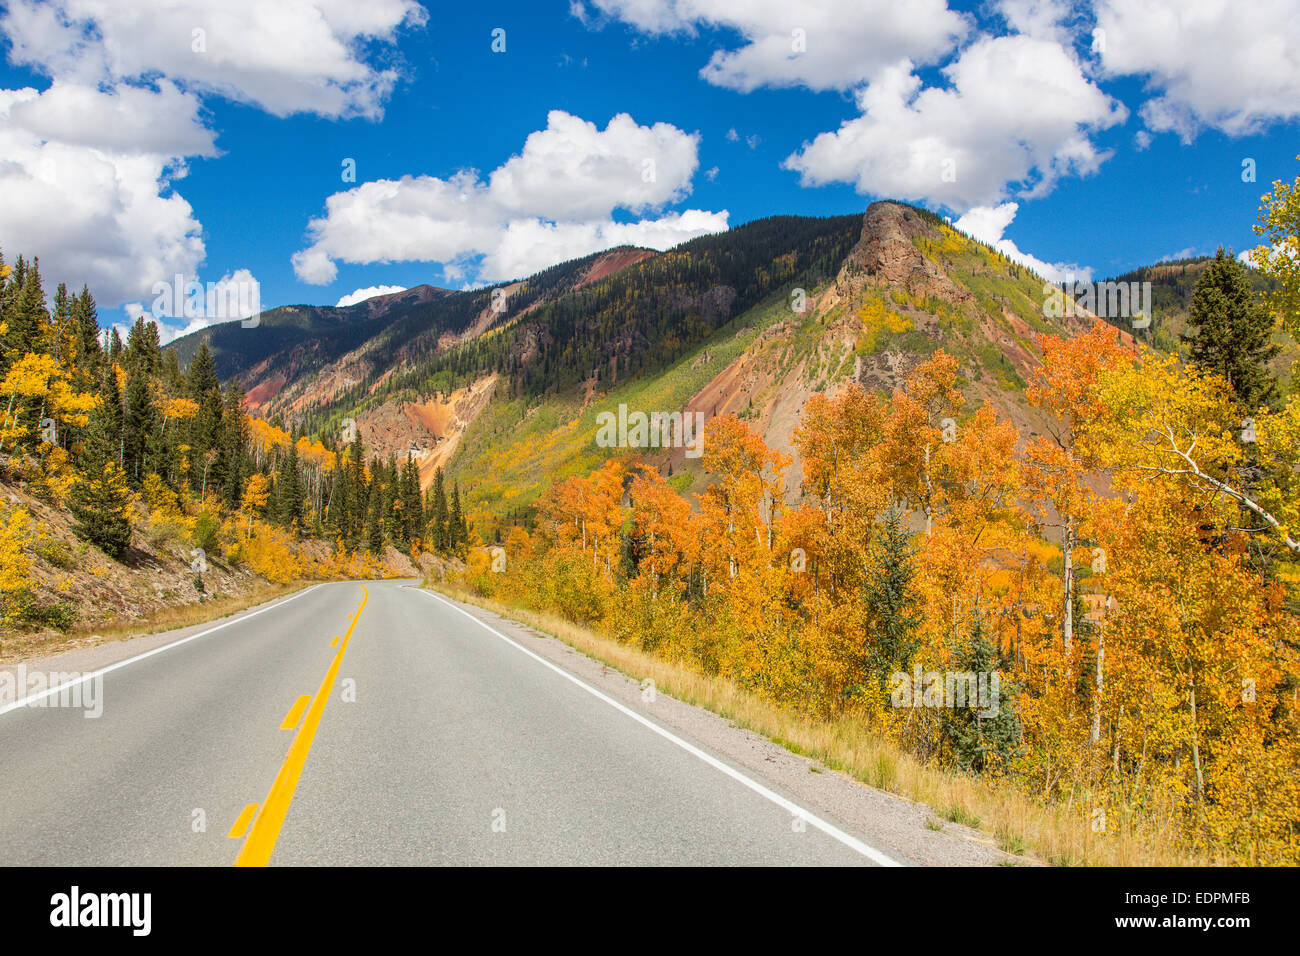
444,166,1300,867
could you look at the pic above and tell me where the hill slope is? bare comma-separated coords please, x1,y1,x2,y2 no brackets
170,202,1121,525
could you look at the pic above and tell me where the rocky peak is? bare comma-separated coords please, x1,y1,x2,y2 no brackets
838,201,973,306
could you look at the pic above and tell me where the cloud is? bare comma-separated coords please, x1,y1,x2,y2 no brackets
0,1,421,308
488,111,702,218
335,285,407,307
783,35,1126,212
994,0,1077,42
1093,0,1300,141
1240,239,1298,270
954,202,1093,283
293,110,729,285
0,85,208,307
577,0,968,92
1,0,425,120
123,268,262,344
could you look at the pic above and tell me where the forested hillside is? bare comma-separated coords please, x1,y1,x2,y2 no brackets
0,253,470,641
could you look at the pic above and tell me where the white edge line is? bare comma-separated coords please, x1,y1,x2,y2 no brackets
0,583,324,718
419,587,903,867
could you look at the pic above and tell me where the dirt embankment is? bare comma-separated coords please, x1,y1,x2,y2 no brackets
345,375,499,491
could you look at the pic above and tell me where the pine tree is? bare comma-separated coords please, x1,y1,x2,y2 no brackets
399,456,423,546
275,442,304,529
220,380,248,509
69,460,133,559
79,365,124,471
429,467,449,552
862,510,922,689
367,481,385,554
1,256,46,374
1183,248,1279,410
938,616,1022,775
449,483,466,555
381,455,400,541
72,286,102,387
121,365,157,484
125,316,162,377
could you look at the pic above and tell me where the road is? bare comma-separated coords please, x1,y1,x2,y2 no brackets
0,580,916,866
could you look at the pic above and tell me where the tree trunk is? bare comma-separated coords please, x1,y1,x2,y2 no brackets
1062,514,1075,652
1091,623,1104,744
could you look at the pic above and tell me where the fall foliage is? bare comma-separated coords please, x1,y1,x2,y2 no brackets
466,342,1300,864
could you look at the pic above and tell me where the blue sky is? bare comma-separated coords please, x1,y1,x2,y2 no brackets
1,0,1297,340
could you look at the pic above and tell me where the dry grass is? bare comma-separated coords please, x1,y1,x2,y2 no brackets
432,581,1213,867
1,579,311,664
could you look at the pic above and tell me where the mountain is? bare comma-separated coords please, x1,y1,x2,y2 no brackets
169,201,1121,523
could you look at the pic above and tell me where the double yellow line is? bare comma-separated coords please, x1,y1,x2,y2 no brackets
233,585,369,866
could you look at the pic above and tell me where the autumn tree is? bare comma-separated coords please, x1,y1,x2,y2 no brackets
1025,324,1130,655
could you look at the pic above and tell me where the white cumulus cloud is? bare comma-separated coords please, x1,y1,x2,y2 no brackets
124,267,262,344
783,35,1126,213
577,0,968,92
335,285,407,307
1093,0,1300,142
293,110,729,285
0,0,422,308
954,202,1093,283
1,0,425,120
0,85,209,307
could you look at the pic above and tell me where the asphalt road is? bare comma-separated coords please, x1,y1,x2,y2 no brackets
0,580,902,866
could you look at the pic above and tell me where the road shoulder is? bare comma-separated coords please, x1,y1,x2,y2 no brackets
421,585,1026,867
0,582,321,691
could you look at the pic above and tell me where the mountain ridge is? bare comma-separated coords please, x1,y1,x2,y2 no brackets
166,201,1160,515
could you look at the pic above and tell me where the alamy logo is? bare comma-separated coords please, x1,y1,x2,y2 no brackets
595,404,705,458
889,666,1001,718
151,274,261,328
50,886,150,936
0,666,102,718
1043,276,1151,329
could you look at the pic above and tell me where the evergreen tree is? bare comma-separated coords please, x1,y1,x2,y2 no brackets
71,286,102,386
220,380,249,509
275,442,304,529
938,616,1022,775
429,468,449,552
1,256,45,373
124,316,162,377
367,480,385,554
382,456,400,541
449,483,467,554
69,460,133,559
121,365,157,484
399,456,423,546
1183,248,1279,410
862,510,922,690
80,365,123,471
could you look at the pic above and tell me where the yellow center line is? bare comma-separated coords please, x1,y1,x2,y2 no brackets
280,694,310,730
330,635,339,647
234,584,369,867
228,803,258,839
